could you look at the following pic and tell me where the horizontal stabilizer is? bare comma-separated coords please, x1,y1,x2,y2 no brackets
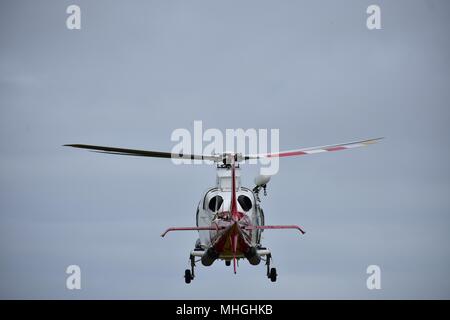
245,225,305,235
161,226,222,237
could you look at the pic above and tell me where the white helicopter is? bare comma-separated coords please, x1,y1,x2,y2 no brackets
65,137,382,283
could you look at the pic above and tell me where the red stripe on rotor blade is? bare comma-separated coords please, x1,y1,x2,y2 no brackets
268,151,308,158
324,146,347,152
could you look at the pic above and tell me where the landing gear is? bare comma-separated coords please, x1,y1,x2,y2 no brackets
265,253,277,282
269,268,277,282
184,269,192,284
225,260,231,266
184,254,196,284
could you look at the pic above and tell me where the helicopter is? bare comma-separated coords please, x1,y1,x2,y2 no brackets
64,137,382,283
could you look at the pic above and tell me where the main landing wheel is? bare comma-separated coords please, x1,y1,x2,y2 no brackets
184,269,193,284
225,260,231,266
265,254,277,282
269,268,277,282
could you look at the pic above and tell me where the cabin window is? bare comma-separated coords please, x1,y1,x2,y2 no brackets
208,195,223,212
238,195,252,211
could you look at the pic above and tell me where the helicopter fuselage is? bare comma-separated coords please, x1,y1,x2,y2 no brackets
195,166,265,261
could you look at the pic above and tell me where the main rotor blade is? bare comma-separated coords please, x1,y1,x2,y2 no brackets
64,144,217,161
244,137,383,160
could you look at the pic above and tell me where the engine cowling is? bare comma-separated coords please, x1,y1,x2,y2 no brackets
254,175,271,187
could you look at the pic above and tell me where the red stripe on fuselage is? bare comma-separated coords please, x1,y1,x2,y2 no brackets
230,160,239,221
230,161,240,221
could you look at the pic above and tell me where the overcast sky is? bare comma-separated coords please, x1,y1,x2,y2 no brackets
1,0,449,299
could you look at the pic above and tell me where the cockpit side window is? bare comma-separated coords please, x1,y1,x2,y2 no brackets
238,195,252,211
208,195,223,212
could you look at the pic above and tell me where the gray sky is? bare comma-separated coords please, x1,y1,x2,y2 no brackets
1,0,449,299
